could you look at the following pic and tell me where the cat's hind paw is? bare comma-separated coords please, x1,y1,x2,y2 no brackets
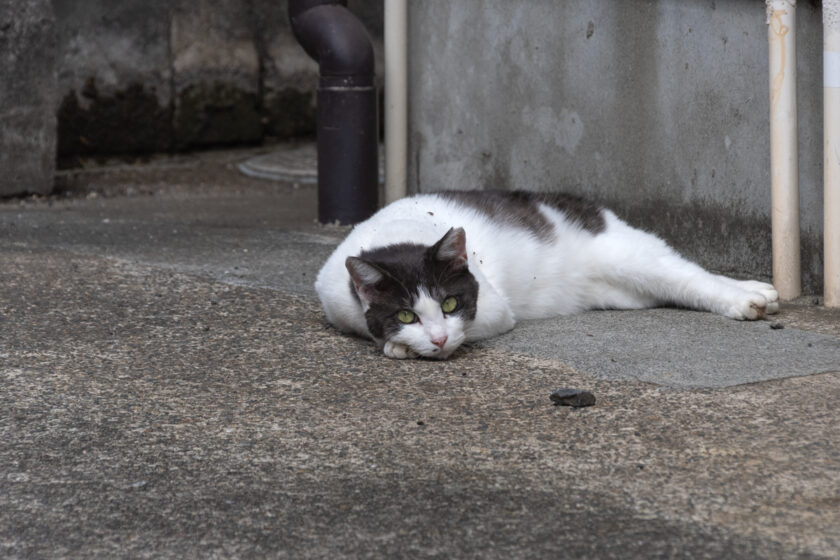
723,292,770,321
383,341,419,360
718,279,779,319
735,280,779,315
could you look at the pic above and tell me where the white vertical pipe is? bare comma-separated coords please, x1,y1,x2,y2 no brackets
384,0,408,205
767,0,801,300
825,0,840,307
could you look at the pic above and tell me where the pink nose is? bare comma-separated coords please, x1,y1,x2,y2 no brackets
431,335,448,349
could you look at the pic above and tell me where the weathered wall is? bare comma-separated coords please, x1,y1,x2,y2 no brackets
54,0,383,165
408,0,825,293
0,0,57,196
54,0,173,159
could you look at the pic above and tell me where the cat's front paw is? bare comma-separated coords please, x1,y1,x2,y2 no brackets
383,341,419,360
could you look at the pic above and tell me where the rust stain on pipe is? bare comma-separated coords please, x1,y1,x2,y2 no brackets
769,10,789,111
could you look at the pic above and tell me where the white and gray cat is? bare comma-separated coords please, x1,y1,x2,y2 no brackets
315,190,779,359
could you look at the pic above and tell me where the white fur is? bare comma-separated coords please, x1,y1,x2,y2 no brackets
314,193,779,358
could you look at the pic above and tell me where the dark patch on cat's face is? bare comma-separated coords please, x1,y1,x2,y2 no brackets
346,234,479,345
438,190,605,238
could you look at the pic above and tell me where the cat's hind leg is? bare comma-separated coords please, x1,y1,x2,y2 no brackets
593,213,777,320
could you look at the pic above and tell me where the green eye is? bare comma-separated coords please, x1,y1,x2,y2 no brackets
397,310,417,324
441,296,458,313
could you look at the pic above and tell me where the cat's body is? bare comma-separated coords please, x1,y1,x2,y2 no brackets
315,190,779,359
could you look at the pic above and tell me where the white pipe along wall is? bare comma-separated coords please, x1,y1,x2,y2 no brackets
767,0,802,300
825,0,840,307
384,0,408,205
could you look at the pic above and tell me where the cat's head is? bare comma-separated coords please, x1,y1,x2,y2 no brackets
346,227,478,359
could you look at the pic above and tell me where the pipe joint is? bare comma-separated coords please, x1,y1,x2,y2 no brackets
290,2,375,85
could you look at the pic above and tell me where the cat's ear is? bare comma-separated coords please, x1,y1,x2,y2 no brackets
346,256,386,303
432,227,468,270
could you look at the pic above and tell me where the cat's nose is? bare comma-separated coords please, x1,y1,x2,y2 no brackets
431,335,448,349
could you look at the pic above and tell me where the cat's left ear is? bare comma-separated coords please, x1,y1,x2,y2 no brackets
346,256,386,304
432,227,468,270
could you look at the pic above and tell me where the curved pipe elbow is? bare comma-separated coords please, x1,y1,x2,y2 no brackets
289,1,375,86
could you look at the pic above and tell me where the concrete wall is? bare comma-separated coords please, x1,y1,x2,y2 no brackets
0,0,382,196
0,0,57,196
54,0,383,165
408,0,825,293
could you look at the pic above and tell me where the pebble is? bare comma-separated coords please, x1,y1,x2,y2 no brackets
550,388,596,408
770,322,784,330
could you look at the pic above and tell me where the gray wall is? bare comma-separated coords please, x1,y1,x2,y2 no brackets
0,0,57,196
408,0,825,293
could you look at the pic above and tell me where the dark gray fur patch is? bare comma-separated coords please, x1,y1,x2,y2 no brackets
350,242,479,344
438,190,605,238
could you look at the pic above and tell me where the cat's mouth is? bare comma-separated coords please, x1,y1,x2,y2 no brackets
425,348,456,360
418,334,465,360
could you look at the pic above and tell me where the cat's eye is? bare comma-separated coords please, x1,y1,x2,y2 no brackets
441,296,458,313
397,310,417,324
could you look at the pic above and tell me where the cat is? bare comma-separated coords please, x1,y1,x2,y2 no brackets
314,190,779,360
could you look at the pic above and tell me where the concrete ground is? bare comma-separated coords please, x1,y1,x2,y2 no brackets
2,145,839,558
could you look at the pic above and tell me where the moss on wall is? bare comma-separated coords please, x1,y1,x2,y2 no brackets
57,78,319,162
57,78,171,161
174,82,263,150
262,87,315,139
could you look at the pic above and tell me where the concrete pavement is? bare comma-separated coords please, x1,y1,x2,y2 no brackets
2,146,839,558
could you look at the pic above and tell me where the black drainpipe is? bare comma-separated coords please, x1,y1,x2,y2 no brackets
288,0,378,225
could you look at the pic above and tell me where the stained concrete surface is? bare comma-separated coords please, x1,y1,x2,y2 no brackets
52,0,382,159
2,147,840,558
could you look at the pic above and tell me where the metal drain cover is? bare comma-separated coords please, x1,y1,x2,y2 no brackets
238,143,385,183
238,145,319,183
